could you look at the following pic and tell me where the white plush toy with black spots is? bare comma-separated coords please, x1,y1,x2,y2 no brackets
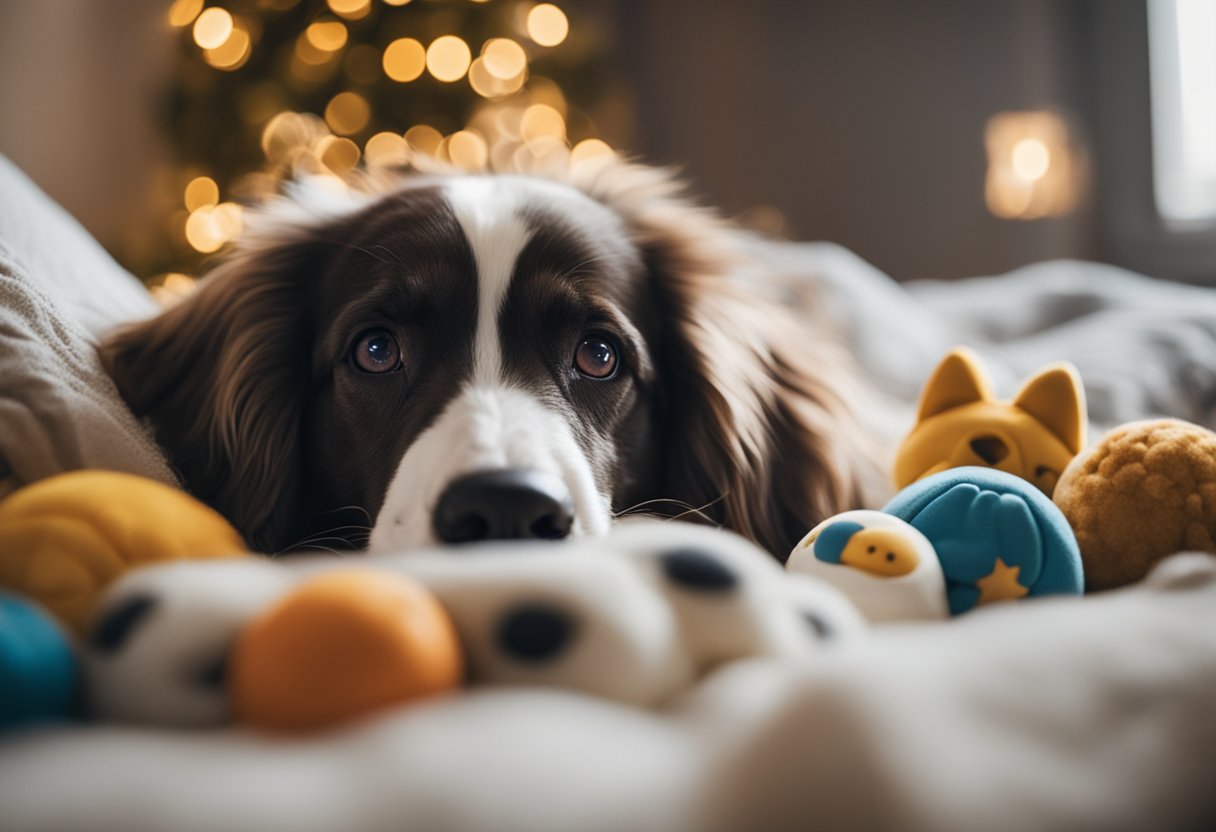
84,520,865,728
87,559,294,727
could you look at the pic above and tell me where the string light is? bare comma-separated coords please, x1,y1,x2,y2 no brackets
203,21,252,71
151,0,612,280
317,135,361,174
326,0,371,20
183,176,219,211
468,57,526,98
447,130,489,170
193,8,234,50
570,138,613,165
383,38,426,82
324,91,371,135
167,0,204,28
365,131,409,165
482,39,527,80
526,4,569,47
151,273,198,307
404,124,444,155
521,103,566,146
426,36,472,83
185,207,225,253
305,21,348,52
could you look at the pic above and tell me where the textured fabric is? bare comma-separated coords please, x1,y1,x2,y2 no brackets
744,240,1216,432
1,553,1215,832
2,165,1216,831
0,155,175,491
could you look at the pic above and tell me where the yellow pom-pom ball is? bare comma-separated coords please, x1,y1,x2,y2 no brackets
0,471,246,634
231,569,464,733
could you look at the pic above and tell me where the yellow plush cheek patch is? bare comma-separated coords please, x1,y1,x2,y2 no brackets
839,528,920,577
0,471,247,635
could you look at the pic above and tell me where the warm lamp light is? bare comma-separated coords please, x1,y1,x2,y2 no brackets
984,111,1085,220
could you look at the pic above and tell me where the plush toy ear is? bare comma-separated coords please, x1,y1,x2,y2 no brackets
1012,363,1086,454
916,347,993,422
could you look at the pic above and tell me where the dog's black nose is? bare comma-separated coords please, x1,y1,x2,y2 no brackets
433,468,574,544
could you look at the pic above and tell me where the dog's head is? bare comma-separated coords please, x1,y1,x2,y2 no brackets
101,160,867,557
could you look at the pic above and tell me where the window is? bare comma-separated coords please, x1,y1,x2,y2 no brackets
1148,0,1216,225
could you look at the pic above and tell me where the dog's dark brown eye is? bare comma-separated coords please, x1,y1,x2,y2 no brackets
574,335,618,379
352,330,402,374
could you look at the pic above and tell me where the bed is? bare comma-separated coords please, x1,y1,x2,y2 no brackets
2,153,1215,832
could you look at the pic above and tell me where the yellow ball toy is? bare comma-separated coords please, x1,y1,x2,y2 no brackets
0,470,247,635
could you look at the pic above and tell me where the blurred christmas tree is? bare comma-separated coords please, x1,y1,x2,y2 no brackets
149,0,623,299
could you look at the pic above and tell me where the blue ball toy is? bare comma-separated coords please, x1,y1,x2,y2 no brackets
1,592,78,730
884,466,1084,615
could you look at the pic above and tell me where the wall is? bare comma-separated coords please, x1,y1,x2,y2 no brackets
587,0,1099,280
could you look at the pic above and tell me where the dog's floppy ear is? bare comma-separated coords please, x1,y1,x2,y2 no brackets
100,236,326,552
572,160,868,559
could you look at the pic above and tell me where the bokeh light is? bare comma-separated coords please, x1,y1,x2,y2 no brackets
326,0,371,20
527,4,569,47
203,21,252,71
1012,138,1051,181
306,21,348,52
365,131,409,165
383,38,426,83
193,8,234,50
405,124,444,155
482,38,527,80
521,103,566,146
167,0,204,28
570,138,614,165
184,176,220,211
145,0,614,278
468,57,527,98
325,91,371,135
317,135,361,174
426,36,472,83
448,130,489,170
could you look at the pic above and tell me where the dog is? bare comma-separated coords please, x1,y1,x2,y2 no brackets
101,158,871,558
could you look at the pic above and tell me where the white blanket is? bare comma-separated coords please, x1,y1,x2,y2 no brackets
2,158,1216,831
3,555,1215,832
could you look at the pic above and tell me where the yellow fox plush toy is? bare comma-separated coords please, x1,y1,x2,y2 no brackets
893,347,1086,497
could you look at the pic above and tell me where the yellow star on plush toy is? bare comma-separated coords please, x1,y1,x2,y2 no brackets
975,558,1029,606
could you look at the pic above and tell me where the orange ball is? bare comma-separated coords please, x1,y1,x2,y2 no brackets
231,569,463,732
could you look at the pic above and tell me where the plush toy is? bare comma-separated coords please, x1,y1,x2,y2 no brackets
1053,419,1216,592
886,467,1083,615
0,592,78,731
82,521,865,728
787,510,948,621
231,570,464,732
86,559,293,727
893,347,1087,497
0,470,248,635
790,468,1085,619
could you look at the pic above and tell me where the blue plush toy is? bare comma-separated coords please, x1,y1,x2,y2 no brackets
884,466,1084,615
0,592,78,730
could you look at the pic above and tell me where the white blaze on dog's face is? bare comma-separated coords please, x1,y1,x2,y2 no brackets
314,175,652,551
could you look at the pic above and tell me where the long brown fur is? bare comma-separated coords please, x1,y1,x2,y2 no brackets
101,158,869,558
